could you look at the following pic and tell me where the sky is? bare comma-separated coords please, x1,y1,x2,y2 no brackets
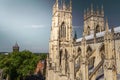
0,0,120,53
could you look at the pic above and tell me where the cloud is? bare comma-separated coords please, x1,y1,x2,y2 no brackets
31,25,46,29
23,25,47,29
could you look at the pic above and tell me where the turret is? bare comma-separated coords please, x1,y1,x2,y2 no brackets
52,0,59,14
73,31,77,41
70,0,72,11
13,42,19,52
105,18,109,32
87,8,89,17
101,5,104,17
62,0,66,10
90,4,93,15
96,6,99,16
84,9,86,20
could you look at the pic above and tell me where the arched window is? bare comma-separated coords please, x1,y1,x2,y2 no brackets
87,26,90,35
78,47,81,55
87,46,92,55
60,22,66,38
65,49,68,73
59,50,62,66
96,25,100,33
99,44,105,59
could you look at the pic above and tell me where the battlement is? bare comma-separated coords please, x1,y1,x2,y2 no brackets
84,4,104,20
53,0,72,14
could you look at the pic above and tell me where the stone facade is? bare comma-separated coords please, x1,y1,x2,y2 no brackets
46,0,120,80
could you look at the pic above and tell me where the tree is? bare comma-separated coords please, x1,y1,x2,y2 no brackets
0,50,47,80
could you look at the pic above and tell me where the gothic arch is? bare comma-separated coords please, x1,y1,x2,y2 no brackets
64,49,69,73
96,24,100,33
77,47,82,55
86,45,92,55
60,22,66,38
88,57,95,69
87,26,90,35
65,49,68,60
99,43,105,59
59,50,63,66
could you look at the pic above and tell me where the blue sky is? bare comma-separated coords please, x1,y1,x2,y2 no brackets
0,0,120,53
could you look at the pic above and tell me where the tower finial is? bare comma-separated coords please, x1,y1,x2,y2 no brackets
74,30,77,40
56,0,58,8
101,4,104,16
105,18,109,32
90,3,93,15
111,27,114,34
62,0,66,10
96,6,99,15
87,8,89,16
70,0,72,11
91,3,93,11
84,9,86,19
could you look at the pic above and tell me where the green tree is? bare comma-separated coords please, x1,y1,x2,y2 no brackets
0,50,46,80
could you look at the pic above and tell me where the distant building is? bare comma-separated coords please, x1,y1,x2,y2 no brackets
34,60,45,75
13,42,19,52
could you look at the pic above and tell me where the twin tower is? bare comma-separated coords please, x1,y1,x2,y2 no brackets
50,0,72,60
47,0,108,80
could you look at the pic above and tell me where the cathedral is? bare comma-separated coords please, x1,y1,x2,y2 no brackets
46,0,120,80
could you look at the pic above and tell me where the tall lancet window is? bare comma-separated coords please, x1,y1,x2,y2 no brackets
60,22,66,38
96,25,100,33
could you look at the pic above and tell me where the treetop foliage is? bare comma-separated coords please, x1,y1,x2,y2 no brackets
0,50,47,80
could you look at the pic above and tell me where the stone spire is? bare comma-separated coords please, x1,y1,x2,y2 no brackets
62,0,66,10
70,0,72,11
96,6,99,15
84,9,86,19
87,8,89,16
105,18,109,32
74,31,77,40
13,42,19,52
90,4,93,15
55,0,59,10
101,5,104,16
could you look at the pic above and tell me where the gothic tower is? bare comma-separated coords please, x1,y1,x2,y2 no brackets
48,0,73,77
13,42,19,52
83,4,105,36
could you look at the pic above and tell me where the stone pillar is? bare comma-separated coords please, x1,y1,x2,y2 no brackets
69,55,75,80
104,26,117,80
80,36,89,80
104,60,116,80
81,58,88,80
62,57,66,75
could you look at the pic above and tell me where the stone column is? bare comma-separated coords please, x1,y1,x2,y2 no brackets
80,36,89,80
104,26,117,80
69,55,75,80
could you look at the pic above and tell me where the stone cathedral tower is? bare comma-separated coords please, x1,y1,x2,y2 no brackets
47,0,74,80
46,0,120,80
83,4,104,36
